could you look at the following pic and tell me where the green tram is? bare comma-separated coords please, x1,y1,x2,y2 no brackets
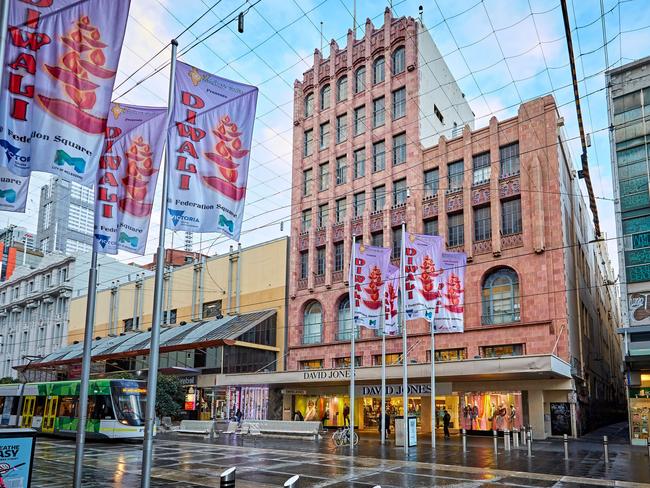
0,379,148,439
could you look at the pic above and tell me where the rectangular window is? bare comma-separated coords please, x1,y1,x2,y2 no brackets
393,178,407,206
424,169,439,197
71,182,93,203
319,163,329,191
448,160,464,191
374,353,401,365
427,348,467,362
501,198,522,235
300,251,309,279
392,227,402,259
371,231,383,247
42,203,52,230
373,97,385,127
202,300,222,319
65,239,91,254
301,209,312,232
163,309,177,325
424,218,438,236
320,122,330,149
68,203,94,235
474,206,491,241
334,242,344,271
373,185,386,211
434,104,444,123
392,132,406,166
318,204,328,228
353,192,365,217
302,168,313,196
472,152,491,185
372,140,386,172
336,156,347,185
448,212,464,247
304,129,313,156
500,142,520,176
336,114,347,143
332,356,362,368
392,87,406,119
300,359,323,370
353,148,365,178
316,247,326,275
480,344,524,358
354,106,365,136
335,198,346,223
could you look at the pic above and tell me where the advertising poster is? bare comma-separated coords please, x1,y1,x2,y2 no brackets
0,0,131,189
628,291,650,326
93,103,167,255
0,436,35,488
403,232,444,320
434,251,466,333
349,243,391,330
383,264,400,335
166,61,258,240
0,165,29,213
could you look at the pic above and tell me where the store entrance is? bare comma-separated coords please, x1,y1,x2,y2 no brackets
360,396,423,432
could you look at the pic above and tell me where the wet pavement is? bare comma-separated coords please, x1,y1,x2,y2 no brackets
30,423,650,487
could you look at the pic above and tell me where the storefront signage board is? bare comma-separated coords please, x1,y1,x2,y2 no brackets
302,369,351,380
177,375,198,387
357,382,451,397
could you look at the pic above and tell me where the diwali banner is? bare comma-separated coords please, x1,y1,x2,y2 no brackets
0,164,29,212
434,251,466,333
93,103,167,255
166,61,259,241
349,243,391,330
383,264,400,335
403,232,444,320
0,0,130,189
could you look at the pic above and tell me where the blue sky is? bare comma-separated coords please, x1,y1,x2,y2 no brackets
3,0,650,273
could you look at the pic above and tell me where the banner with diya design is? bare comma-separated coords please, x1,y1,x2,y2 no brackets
383,264,400,335
403,232,445,320
433,251,466,333
93,103,167,255
166,61,258,241
0,0,130,190
349,243,391,330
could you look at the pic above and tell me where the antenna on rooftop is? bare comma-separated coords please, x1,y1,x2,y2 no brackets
320,21,323,54
419,5,423,23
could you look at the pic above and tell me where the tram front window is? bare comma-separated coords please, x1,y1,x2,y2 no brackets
112,384,147,426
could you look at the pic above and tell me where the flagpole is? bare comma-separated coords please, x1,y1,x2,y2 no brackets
380,292,386,446
349,234,356,454
430,316,436,449
141,39,177,488
0,0,9,93
400,221,408,453
72,250,98,488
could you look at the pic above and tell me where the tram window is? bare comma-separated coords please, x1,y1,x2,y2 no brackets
34,397,45,416
0,397,4,413
90,395,114,420
10,397,19,416
58,396,77,418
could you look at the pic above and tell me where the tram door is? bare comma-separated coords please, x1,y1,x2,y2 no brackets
42,396,59,433
21,396,36,428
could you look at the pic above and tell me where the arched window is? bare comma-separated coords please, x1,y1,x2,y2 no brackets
373,56,385,85
336,76,348,102
304,93,314,117
354,66,366,93
337,296,358,340
392,46,405,75
482,268,520,325
320,84,331,110
303,301,323,344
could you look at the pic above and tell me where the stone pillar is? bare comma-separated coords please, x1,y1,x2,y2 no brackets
527,389,546,440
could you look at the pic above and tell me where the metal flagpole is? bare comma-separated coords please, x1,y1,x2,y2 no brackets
380,292,386,445
400,221,408,453
72,250,98,488
0,0,9,92
141,39,177,488
430,317,436,449
349,235,356,454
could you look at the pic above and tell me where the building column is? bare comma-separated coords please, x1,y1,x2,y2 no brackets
527,389,546,440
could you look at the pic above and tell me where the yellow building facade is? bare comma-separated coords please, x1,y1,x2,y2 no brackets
67,237,289,371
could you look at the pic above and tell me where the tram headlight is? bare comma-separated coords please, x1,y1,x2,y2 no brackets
120,419,128,425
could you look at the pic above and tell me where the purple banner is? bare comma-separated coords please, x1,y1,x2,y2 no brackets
403,232,444,320
166,61,258,240
383,264,400,335
93,103,167,255
349,243,391,330
434,251,466,333
0,0,130,191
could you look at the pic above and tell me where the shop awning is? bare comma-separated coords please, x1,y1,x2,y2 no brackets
20,309,277,370
201,354,572,389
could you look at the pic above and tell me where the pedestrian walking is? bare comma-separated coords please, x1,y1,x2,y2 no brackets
235,409,243,425
343,403,350,426
443,409,451,439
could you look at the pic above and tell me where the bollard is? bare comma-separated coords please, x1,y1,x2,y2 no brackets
284,475,300,488
513,428,519,448
220,467,236,488
493,429,498,454
520,426,527,446
563,434,569,460
461,428,467,452
603,435,609,464
527,431,532,457
504,429,511,451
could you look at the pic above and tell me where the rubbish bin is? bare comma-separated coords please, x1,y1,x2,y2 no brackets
395,416,417,447
0,428,37,487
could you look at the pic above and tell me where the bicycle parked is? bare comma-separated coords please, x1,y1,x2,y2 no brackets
332,426,358,447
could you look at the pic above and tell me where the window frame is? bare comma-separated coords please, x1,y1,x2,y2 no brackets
336,76,348,102
473,205,491,242
392,132,406,166
304,92,314,118
447,212,464,247
481,267,521,325
372,140,386,173
373,56,385,84
372,96,385,128
373,185,386,212
320,84,331,110
392,86,406,120
392,46,406,75
501,198,522,235
354,66,366,93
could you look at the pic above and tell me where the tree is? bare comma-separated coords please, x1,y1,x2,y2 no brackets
0,377,19,384
155,375,185,419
